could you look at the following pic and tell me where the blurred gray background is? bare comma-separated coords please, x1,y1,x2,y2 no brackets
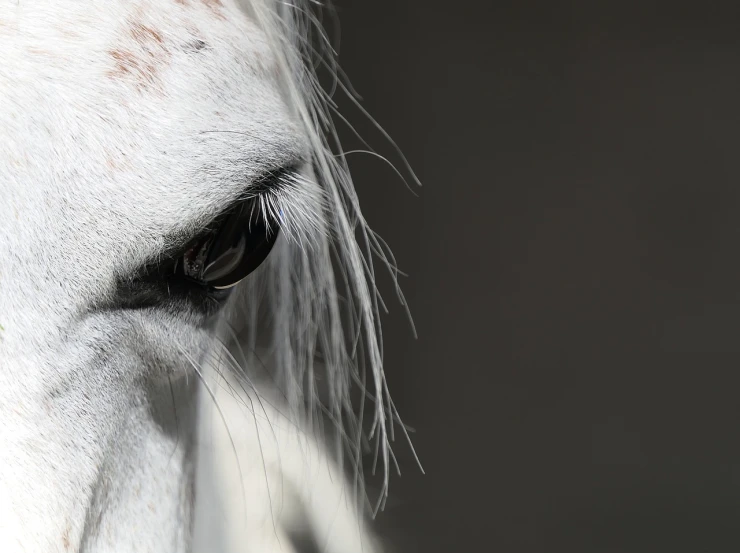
334,1,740,552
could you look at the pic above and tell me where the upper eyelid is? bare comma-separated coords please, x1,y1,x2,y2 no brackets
160,163,303,260
245,163,304,198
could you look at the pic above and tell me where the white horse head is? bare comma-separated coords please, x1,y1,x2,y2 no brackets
0,1,405,551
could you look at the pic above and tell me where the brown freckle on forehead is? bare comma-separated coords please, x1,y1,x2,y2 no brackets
201,0,226,18
108,49,161,92
62,525,71,550
26,46,55,57
130,22,164,46
57,27,81,39
109,50,139,77
107,18,172,94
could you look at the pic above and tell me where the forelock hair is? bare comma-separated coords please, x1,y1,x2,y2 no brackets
220,0,420,514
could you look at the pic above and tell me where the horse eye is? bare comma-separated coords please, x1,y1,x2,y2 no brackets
180,202,279,289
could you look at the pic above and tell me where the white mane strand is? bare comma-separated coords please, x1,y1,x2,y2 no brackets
227,0,421,514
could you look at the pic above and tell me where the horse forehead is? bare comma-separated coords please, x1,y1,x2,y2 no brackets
0,0,294,169
0,0,274,76
2,0,247,29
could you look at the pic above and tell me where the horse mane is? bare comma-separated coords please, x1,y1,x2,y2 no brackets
220,0,420,514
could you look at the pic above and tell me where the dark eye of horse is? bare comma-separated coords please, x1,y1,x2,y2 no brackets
179,202,279,289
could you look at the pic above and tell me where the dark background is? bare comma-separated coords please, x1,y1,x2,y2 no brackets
333,1,740,552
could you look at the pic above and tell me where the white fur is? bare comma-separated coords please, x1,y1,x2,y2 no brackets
0,1,402,551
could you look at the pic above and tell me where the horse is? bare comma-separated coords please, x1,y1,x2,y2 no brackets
0,1,411,551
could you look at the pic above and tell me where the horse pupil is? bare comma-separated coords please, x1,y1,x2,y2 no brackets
186,202,279,289
201,233,247,285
